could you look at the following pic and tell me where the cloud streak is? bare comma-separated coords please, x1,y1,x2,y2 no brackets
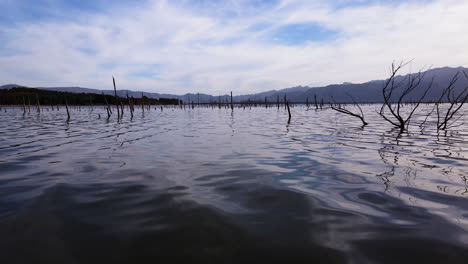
0,0,467,95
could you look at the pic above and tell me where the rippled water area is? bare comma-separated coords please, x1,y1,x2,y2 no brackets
1,104,467,263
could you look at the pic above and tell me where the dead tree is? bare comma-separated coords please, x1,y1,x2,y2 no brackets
286,100,291,123
435,71,468,130
65,96,70,121
314,94,318,110
127,94,134,119
27,96,31,112
103,92,112,119
35,94,41,113
330,95,368,126
89,95,93,111
230,91,234,111
284,94,287,110
22,97,26,114
141,92,145,113
112,77,119,117
379,61,433,132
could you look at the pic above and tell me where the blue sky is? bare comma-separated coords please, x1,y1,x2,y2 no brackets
0,0,466,94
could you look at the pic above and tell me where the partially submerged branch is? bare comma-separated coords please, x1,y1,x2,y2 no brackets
331,95,368,126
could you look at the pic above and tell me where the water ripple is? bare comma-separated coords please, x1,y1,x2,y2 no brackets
0,105,467,263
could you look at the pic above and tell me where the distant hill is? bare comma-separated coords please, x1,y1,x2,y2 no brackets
0,84,22,90
0,87,181,106
0,84,228,104
2,66,467,103
241,67,468,103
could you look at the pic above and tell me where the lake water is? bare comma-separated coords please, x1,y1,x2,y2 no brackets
1,104,467,263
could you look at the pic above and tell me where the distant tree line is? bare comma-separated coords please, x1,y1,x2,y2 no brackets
0,87,181,106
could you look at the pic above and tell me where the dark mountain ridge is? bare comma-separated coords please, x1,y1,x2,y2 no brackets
2,67,467,103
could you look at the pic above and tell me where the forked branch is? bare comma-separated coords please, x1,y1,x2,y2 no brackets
379,61,432,132
436,71,468,130
330,94,368,126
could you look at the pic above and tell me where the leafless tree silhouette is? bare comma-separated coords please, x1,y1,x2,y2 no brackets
435,71,468,130
379,61,433,132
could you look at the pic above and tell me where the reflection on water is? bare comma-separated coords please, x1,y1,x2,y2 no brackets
1,104,468,263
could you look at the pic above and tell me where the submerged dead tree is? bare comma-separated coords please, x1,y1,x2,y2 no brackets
435,71,468,130
22,97,26,114
330,95,367,126
103,92,112,119
314,94,318,110
379,61,433,132
112,76,120,119
65,96,70,121
286,100,291,123
35,94,41,113
127,94,134,119
277,95,280,109
230,91,234,111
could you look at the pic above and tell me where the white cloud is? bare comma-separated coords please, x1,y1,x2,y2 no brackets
0,0,467,95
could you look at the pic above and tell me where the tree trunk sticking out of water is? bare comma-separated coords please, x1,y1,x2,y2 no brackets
127,94,134,119
379,61,432,132
113,76,120,119
435,71,468,130
65,97,70,122
35,94,41,113
284,95,287,110
103,92,112,118
230,91,234,111
277,95,280,110
286,100,291,123
22,96,26,114
141,92,145,114
314,94,318,110
89,95,93,111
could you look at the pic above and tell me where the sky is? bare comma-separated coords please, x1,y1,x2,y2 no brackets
0,0,467,95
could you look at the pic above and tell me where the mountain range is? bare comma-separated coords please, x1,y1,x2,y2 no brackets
2,67,467,103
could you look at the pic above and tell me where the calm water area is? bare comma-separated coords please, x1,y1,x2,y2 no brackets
1,104,467,263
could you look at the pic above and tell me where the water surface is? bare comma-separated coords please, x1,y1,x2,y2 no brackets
1,105,467,263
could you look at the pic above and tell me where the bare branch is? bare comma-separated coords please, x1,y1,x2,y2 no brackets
330,94,368,126
436,71,468,130
379,61,432,132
